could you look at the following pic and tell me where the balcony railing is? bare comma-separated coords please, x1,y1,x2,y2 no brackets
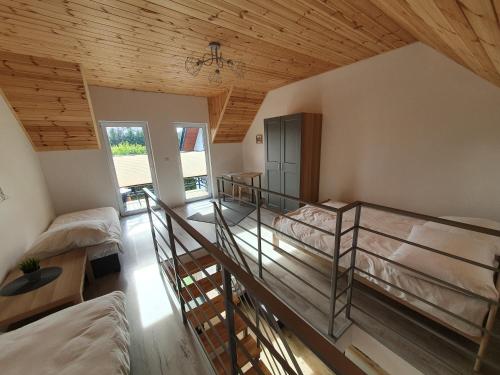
120,182,154,212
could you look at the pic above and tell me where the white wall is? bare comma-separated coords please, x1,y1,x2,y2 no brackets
242,43,500,220
0,92,54,282
38,149,117,215
39,87,242,214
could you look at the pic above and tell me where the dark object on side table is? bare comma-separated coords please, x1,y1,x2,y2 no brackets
0,267,63,296
90,254,121,278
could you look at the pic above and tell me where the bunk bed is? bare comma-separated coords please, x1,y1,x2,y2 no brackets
271,200,500,368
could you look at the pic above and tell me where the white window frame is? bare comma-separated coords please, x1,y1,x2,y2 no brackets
175,122,213,202
100,121,159,216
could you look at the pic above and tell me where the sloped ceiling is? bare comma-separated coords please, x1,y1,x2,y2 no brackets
0,1,497,145
0,0,414,95
208,87,266,143
0,0,414,144
371,0,500,87
0,51,98,151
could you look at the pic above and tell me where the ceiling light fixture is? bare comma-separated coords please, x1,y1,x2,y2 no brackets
185,42,244,85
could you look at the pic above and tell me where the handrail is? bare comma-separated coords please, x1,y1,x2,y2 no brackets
219,176,343,214
213,202,252,274
215,175,500,373
360,201,500,237
143,188,364,375
218,176,500,237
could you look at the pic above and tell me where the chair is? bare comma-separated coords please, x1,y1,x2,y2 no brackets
231,176,252,205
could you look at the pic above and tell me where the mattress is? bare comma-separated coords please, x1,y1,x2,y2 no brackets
86,241,121,261
50,207,123,251
0,291,130,375
27,207,123,261
272,200,494,337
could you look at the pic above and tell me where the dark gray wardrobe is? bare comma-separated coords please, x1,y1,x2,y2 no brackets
264,113,322,211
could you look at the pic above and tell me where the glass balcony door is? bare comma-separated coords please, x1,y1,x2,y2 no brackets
101,121,158,215
176,124,212,202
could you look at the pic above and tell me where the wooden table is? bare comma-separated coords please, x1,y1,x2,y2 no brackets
222,171,262,203
0,248,87,328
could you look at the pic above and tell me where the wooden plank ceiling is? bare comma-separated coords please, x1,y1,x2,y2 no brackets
0,1,497,144
208,87,266,143
371,0,500,87
0,51,98,151
0,0,415,144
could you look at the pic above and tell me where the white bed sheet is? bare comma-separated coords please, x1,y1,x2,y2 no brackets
272,200,496,337
0,291,130,375
86,241,121,261
27,207,123,260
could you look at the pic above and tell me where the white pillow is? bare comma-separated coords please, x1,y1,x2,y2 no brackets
51,207,119,227
424,216,500,255
26,220,110,260
390,225,498,300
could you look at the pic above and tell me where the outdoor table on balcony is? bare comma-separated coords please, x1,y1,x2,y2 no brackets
119,187,131,195
222,171,262,204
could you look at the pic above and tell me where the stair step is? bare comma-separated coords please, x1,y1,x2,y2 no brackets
187,294,226,325
176,255,218,278
245,360,272,375
187,294,240,326
200,314,247,353
181,272,223,302
214,335,261,375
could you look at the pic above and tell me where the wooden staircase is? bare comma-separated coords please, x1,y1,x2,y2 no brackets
164,253,272,375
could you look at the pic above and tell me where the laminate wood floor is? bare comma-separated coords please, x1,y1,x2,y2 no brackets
84,200,333,375
84,212,212,375
85,198,500,375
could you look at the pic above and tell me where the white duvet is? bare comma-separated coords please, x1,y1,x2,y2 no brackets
273,200,498,337
0,291,130,375
27,207,123,260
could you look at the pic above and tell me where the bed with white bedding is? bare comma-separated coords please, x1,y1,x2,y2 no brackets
26,207,123,276
27,207,122,260
0,291,130,375
272,200,500,339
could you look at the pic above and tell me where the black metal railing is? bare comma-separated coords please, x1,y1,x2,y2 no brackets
120,182,154,211
184,175,208,191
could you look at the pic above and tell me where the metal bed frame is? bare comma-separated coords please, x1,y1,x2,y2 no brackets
217,176,500,373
